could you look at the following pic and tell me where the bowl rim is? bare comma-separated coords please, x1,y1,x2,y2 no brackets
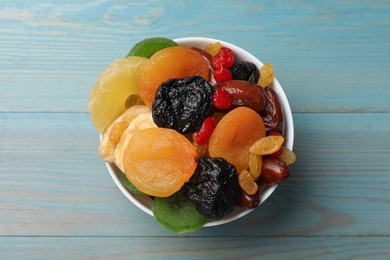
106,37,294,227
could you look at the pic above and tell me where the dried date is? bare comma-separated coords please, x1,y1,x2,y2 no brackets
259,157,290,185
215,80,265,113
237,187,260,209
261,87,284,134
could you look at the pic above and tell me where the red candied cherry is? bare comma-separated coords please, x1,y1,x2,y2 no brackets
213,87,232,110
195,117,216,145
212,47,235,68
213,65,232,83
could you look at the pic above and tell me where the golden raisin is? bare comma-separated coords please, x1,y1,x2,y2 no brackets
248,153,262,180
109,121,129,144
238,170,258,195
249,135,284,155
204,42,222,56
258,63,274,88
278,147,296,165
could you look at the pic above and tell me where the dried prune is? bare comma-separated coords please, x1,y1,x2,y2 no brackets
261,87,284,134
183,157,239,219
229,61,260,83
152,76,215,134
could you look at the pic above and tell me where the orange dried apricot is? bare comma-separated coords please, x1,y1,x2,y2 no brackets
208,107,266,173
123,128,197,197
137,46,210,107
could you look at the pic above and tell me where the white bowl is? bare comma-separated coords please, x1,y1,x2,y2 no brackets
106,37,294,227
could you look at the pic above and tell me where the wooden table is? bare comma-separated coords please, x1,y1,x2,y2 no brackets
1,1,390,259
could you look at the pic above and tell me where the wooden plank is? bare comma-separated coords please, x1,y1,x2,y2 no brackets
0,1,390,112
1,112,390,237
0,237,389,259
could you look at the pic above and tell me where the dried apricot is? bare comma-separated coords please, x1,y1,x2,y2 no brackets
123,128,197,197
208,107,266,173
98,105,152,163
137,46,210,107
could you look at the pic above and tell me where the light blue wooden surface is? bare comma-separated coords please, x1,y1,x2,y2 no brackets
1,0,390,259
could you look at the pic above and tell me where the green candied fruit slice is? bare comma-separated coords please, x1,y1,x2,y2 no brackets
152,192,207,233
126,37,178,58
118,171,143,195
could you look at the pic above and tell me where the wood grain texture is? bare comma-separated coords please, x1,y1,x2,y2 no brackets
1,113,389,237
1,0,390,258
0,0,389,112
0,237,389,260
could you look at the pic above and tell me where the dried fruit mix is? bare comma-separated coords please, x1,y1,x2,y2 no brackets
88,37,296,233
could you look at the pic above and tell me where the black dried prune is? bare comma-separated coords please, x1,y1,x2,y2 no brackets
152,76,215,134
229,61,260,83
183,157,239,219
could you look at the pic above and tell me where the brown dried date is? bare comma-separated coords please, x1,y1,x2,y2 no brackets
215,80,265,113
261,87,284,134
237,187,260,209
259,157,290,185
